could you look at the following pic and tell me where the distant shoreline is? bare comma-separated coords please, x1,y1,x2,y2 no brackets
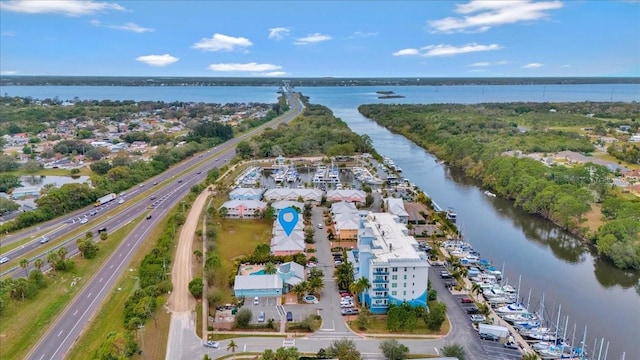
1,76,639,87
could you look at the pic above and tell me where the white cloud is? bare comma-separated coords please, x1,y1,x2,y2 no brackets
523,62,543,68
0,70,19,75
349,31,379,38
422,43,501,57
207,62,282,72
135,54,179,67
91,20,154,33
1,31,16,37
268,27,290,40
294,33,331,45
263,71,288,77
429,0,563,33
392,48,420,56
192,33,252,52
0,0,124,16
468,60,509,67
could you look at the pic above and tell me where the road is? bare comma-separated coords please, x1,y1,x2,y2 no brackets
25,90,304,360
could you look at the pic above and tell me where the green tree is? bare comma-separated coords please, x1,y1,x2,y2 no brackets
33,258,43,271
227,340,238,360
521,352,540,360
95,331,138,359
291,281,309,301
218,207,228,218
264,262,277,274
100,231,108,241
425,301,447,331
274,346,299,360
327,339,361,360
19,258,29,276
0,197,20,215
47,251,59,274
379,339,409,360
188,277,204,298
441,343,465,360
235,308,252,328
350,276,371,308
0,174,21,192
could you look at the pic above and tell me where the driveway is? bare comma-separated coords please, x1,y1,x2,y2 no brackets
307,206,358,339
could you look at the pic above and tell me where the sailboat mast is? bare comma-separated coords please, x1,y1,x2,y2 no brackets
562,315,569,341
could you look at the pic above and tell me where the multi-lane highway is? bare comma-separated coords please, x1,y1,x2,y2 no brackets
25,90,303,360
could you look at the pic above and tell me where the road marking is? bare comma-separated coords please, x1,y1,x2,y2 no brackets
58,330,63,337
73,310,78,316
99,277,103,283
434,347,440,355
87,292,92,298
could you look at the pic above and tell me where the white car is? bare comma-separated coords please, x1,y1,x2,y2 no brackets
80,218,89,224
0,257,9,264
39,236,50,244
203,340,219,349
117,199,124,204
317,223,324,229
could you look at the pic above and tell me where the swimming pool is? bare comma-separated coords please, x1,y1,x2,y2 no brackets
251,270,266,275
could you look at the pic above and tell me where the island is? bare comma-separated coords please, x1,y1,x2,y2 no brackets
376,90,406,99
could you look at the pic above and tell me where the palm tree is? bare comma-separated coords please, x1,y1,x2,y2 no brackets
227,340,238,359
264,262,277,275
307,276,324,296
47,252,59,274
57,247,68,261
33,258,43,271
521,352,539,360
350,277,371,308
291,281,309,300
19,258,29,276
471,283,483,298
218,207,228,218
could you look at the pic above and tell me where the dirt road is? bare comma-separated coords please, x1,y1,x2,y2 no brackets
167,191,209,312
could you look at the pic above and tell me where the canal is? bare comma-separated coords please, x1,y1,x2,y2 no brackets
299,88,640,359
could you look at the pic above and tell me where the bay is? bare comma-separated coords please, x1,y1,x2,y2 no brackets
3,83,639,358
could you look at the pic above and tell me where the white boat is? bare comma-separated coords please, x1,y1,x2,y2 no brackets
495,303,529,315
484,190,497,197
502,312,539,324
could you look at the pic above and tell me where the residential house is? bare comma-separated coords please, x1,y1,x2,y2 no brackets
229,188,265,201
271,200,304,214
263,188,323,203
326,189,366,204
219,200,267,219
233,275,283,298
12,186,41,200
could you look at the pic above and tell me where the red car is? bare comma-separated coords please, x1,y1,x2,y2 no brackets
461,297,474,303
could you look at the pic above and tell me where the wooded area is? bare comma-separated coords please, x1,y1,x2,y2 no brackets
359,102,640,269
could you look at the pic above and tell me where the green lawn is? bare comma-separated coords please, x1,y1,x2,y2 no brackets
0,216,143,360
355,313,449,336
216,219,273,270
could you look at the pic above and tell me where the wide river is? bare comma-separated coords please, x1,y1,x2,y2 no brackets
3,83,639,358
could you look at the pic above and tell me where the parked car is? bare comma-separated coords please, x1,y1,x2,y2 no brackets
341,308,359,316
0,257,9,264
460,297,474,303
466,306,480,314
204,340,220,348
253,297,260,305
470,314,486,323
504,342,519,349
39,236,50,244
258,311,265,323
440,271,452,279
479,333,499,341
286,311,293,322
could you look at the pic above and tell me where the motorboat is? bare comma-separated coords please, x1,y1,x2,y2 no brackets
484,190,497,197
495,303,529,315
502,312,539,324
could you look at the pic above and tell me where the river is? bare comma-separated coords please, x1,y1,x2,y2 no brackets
2,83,639,358
298,85,639,360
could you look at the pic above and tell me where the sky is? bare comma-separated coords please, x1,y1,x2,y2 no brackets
0,0,639,78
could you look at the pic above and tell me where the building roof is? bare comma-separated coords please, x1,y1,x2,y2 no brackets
264,188,323,201
271,232,305,253
220,199,267,210
234,274,283,291
277,261,305,286
385,197,408,217
326,189,366,200
335,215,360,231
403,202,427,222
272,217,304,235
331,201,358,215
230,187,265,198
271,200,304,212
365,212,422,263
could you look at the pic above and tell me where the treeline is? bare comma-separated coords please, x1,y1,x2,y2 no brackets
235,101,376,159
359,103,640,269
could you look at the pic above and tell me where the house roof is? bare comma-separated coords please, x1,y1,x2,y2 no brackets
272,218,304,235
220,200,267,210
385,197,408,217
331,201,358,215
271,200,304,212
277,261,305,286
326,189,366,200
271,232,305,253
230,187,265,198
264,188,323,201
234,275,283,291
335,213,360,231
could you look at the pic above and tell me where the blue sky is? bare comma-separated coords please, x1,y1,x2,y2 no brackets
1,0,639,77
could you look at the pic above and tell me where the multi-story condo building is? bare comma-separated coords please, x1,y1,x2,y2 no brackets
348,212,430,314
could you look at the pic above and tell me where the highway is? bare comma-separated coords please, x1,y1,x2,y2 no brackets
25,90,303,360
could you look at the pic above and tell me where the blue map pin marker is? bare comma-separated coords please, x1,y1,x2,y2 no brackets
278,207,298,237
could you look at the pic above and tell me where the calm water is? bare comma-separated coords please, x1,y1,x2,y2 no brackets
3,83,639,357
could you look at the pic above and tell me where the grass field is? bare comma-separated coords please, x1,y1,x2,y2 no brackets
66,205,180,360
7,167,93,177
0,216,143,360
216,219,273,270
355,312,450,336
583,203,604,233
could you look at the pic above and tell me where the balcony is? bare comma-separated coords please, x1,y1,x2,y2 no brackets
373,270,389,275
372,278,387,283
372,286,388,292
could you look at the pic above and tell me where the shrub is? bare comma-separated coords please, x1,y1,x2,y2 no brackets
235,308,252,328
